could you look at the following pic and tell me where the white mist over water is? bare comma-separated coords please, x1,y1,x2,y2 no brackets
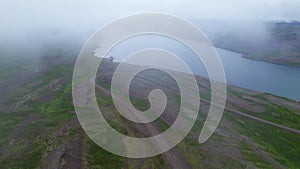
106,35,300,101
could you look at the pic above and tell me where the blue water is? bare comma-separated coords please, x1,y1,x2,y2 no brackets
217,49,300,101
106,35,300,101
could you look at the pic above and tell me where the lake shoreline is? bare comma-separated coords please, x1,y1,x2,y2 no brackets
215,46,300,68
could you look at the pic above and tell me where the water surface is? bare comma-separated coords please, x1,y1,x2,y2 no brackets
106,35,300,101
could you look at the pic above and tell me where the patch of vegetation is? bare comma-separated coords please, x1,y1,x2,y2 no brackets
238,141,273,169
83,136,124,169
220,157,246,169
39,82,74,121
226,86,300,131
130,97,150,112
226,112,300,168
21,143,46,169
0,112,23,143
176,133,207,168
233,101,300,131
154,118,169,131
0,137,48,169
0,60,76,168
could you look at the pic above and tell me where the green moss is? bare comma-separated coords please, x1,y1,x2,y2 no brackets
83,136,124,169
226,112,300,168
238,141,273,169
22,144,46,169
39,83,73,120
220,157,246,169
130,97,149,111
154,118,169,131
0,112,23,143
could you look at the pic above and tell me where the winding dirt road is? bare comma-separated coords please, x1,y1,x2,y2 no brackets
136,75,300,135
93,69,300,169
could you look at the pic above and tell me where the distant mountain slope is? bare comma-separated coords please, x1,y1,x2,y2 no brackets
197,20,300,66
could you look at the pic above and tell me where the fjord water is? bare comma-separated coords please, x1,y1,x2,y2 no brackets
107,35,300,101
217,49,300,101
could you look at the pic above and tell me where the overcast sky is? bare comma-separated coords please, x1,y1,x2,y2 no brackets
1,0,300,37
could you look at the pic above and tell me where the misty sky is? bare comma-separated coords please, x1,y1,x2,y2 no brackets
1,0,300,41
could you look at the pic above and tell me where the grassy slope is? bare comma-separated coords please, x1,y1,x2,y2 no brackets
96,62,300,168
0,54,125,168
0,54,299,168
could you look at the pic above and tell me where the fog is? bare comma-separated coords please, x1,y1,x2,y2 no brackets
1,0,300,59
